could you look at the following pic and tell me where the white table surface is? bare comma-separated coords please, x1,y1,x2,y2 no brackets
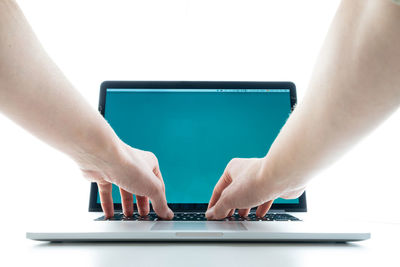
2,220,398,267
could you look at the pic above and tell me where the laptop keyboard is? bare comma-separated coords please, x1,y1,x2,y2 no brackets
95,212,301,222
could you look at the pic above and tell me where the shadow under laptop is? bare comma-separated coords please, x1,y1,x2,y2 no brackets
31,241,367,267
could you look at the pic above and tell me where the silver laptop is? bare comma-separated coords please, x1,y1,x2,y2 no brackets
27,81,370,242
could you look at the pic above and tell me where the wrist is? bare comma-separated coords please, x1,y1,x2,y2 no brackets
255,157,279,193
257,155,293,197
69,118,123,173
259,154,309,197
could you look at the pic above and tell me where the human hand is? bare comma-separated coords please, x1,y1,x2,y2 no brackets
78,141,173,219
205,157,305,220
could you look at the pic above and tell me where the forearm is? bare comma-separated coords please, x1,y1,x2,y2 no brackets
261,0,400,189
0,0,118,162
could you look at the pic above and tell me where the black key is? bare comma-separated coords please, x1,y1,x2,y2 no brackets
94,213,125,221
95,212,301,222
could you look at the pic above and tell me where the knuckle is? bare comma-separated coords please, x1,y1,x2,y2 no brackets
228,158,239,167
146,180,163,198
280,188,305,199
230,157,243,165
146,151,158,163
222,171,232,184
153,166,162,179
81,170,103,182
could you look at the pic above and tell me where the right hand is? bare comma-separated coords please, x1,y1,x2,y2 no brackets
78,141,174,219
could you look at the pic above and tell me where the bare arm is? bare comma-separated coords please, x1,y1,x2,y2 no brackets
0,0,173,219
207,0,400,219
266,0,400,186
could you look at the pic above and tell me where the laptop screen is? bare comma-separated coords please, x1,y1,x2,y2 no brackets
98,86,300,208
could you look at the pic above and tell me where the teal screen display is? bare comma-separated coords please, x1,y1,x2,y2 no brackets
100,88,299,205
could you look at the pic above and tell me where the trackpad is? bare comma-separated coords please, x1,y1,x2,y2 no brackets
151,221,247,231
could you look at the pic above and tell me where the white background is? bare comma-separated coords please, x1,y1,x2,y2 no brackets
0,0,399,248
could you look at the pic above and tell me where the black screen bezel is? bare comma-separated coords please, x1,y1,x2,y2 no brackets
89,81,306,213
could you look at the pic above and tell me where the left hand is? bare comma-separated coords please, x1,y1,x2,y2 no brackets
206,157,305,220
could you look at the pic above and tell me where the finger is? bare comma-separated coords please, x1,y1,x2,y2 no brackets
153,164,164,183
255,200,273,218
97,182,114,219
136,195,150,216
151,164,173,219
152,160,166,192
119,187,134,217
206,190,234,220
152,161,167,198
227,209,235,217
238,208,251,217
207,171,232,209
148,178,174,220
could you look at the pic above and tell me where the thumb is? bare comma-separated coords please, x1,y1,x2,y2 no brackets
147,177,174,220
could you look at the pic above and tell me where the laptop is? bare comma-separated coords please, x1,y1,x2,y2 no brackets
27,81,370,242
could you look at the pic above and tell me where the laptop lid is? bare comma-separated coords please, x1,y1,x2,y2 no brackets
89,81,306,213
